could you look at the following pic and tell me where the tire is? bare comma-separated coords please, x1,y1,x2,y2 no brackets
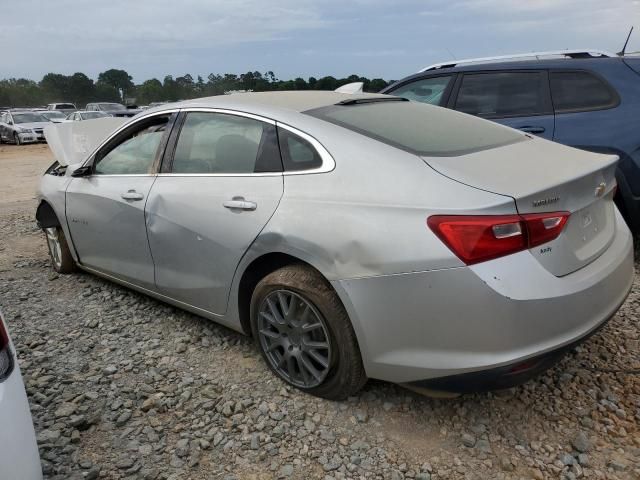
250,264,367,400
13,132,21,146
44,227,76,273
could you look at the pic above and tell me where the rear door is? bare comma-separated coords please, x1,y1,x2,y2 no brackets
145,109,284,315
65,112,176,288
450,70,555,139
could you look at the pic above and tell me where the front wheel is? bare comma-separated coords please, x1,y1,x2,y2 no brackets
44,227,76,273
250,265,366,400
13,132,21,146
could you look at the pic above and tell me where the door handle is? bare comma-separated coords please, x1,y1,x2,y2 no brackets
223,197,257,211
518,126,546,134
121,190,144,201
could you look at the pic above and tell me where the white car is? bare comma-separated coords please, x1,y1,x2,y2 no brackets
0,310,43,479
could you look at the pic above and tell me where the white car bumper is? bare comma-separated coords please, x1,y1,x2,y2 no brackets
17,132,39,144
0,343,42,479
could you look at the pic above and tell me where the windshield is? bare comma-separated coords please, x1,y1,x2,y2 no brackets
305,100,526,157
98,103,125,111
55,104,75,109
42,112,66,119
12,113,47,124
83,112,108,119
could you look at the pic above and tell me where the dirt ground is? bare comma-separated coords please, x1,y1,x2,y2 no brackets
0,143,52,270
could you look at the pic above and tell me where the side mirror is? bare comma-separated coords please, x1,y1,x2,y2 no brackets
71,165,93,177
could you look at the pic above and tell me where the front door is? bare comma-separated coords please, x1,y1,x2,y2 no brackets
145,110,284,315
451,70,555,140
65,113,174,288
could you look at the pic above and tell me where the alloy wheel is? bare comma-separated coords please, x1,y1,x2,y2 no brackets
45,227,62,270
257,289,332,388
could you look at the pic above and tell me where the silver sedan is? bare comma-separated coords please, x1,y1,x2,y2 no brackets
37,92,634,399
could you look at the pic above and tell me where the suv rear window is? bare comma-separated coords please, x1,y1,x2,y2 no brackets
454,72,551,118
306,100,525,157
550,71,618,113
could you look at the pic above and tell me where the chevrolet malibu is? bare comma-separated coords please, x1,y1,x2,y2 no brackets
37,92,634,399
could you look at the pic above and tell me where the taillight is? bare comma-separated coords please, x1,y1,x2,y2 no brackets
0,311,14,382
428,212,570,265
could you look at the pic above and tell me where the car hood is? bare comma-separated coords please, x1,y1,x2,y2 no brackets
15,122,50,130
44,117,127,166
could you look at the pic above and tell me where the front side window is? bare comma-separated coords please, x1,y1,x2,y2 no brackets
94,115,170,175
455,72,551,118
550,71,618,113
389,76,453,105
171,112,281,174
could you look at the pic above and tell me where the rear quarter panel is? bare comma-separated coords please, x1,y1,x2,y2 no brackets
239,116,517,282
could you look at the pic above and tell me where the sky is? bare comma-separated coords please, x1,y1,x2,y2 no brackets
2,0,639,83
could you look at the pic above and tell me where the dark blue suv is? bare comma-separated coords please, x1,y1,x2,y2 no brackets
382,52,640,233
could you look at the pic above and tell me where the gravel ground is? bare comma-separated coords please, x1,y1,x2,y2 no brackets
0,144,639,480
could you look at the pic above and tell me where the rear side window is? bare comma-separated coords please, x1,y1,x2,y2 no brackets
455,72,551,118
277,128,322,171
171,112,281,174
550,71,618,113
388,76,453,105
306,100,525,157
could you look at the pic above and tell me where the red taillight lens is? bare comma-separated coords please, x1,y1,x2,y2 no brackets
428,212,570,265
0,311,14,381
523,212,570,248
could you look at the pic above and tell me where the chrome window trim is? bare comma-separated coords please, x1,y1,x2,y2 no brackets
88,174,156,178
276,122,336,175
156,172,282,178
81,106,336,177
180,107,276,125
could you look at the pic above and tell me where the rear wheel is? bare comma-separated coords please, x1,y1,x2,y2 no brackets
251,264,366,400
44,227,76,273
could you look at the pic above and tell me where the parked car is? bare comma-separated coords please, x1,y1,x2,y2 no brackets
66,111,110,122
381,49,640,234
46,103,77,114
41,111,67,123
37,92,634,399
0,310,43,479
0,111,49,144
85,102,141,117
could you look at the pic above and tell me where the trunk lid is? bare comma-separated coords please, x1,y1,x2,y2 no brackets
422,137,618,276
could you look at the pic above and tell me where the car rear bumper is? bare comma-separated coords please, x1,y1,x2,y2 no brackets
0,346,43,479
333,209,634,385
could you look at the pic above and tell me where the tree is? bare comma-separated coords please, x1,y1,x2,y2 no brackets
40,73,71,101
68,73,95,106
97,69,134,100
136,78,164,103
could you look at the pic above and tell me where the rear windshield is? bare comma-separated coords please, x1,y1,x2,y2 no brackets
56,104,76,109
305,100,526,156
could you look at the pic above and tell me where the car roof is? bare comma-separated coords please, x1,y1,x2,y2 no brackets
150,91,389,115
387,56,626,87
